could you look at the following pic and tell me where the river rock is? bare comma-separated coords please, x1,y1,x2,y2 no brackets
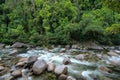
32,59,47,75
109,58,120,66
107,51,119,56
11,69,22,77
59,48,66,53
0,43,5,49
0,66,5,71
98,66,111,72
75,54,85,60
54,65,68,75
27,56,37,65
5,45,11,49
114,50,120,54
58,74,67,80
9,49,18,56
66,76,76,80
85,42,103,50
16,62,26,67
71,44,80,49
0,68,9,76
47,63,55,72
63,58,71,65
19,57,28,62
11,42,29,48
16,58,28,67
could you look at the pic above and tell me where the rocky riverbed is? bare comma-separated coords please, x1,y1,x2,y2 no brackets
0,43,120,80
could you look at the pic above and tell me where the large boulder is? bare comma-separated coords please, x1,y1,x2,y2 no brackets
47,63,55,72
11,69,22,77
32,59,47,75
11,42,30,48
54,65,68,75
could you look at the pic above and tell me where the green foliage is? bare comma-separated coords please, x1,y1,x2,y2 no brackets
0,0,120,45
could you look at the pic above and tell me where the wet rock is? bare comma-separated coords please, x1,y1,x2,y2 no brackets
107,51,119,56
9,49,18,56
11,69,22,77
0,66,5,71
5,76,14,80
65,45,70,49
75,54,85,60
0,67,9,76
11,42,30,48
54,65,68,75
98,66,111,72
32,59,47,75
71,44,80,49
58,74,67,80
96,54,102,59
19,57,28,62
102,54,109,59
109,57,120,66
85,42,103,50
59,48,66,53
27,56,37,65
15,62,26,67
16,58,28,67
0,43,5,49
63,58,71,65
49,48,61,53
66,76,76,80
5,45,11,49
47,63,55,72
114,50,120,54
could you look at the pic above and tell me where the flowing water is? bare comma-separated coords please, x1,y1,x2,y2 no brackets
0,48,120,80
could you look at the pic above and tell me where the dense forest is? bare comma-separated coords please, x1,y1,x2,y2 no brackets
0,0,120,46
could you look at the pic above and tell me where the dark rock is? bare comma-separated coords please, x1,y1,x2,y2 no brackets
58,74,67,80
63,58,71,65
47,63,55,72
66,76,76,80
32,59,47,75
27,56,37,65
11,69,22,77
54,65,68,75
